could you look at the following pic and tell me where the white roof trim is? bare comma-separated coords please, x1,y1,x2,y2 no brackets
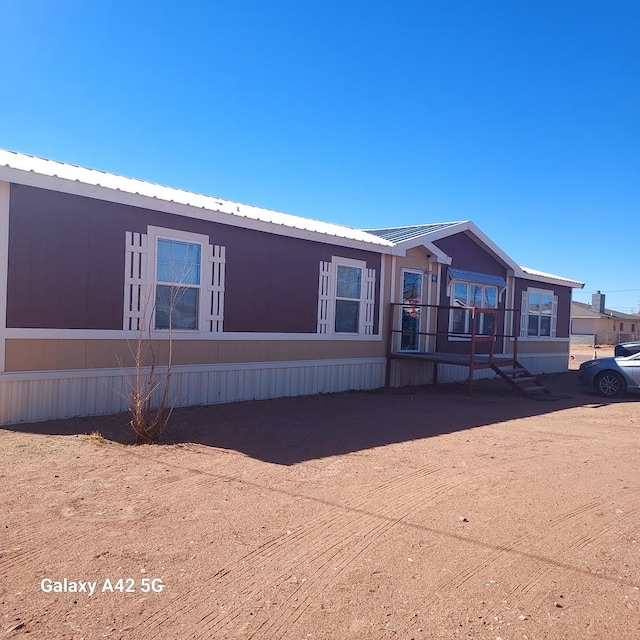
0,149,394,252
383,220,584,287
389,237,452,264
518,266,584,289
388,220,520,272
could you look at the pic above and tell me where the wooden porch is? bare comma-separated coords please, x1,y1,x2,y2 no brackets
386,303,551,397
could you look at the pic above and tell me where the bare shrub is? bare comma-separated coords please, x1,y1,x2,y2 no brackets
126,328,174,445
123,248,195,444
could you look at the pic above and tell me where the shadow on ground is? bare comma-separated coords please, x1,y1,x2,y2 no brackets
4,372,638,465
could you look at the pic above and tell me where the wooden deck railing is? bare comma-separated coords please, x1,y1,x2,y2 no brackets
386,303,522,390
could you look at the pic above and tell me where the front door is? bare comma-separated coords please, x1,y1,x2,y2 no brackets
400,270,423,351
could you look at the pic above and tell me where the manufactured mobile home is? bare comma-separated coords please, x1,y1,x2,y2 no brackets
0,150,582,424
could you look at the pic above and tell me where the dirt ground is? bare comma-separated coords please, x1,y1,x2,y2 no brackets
2,352,639,640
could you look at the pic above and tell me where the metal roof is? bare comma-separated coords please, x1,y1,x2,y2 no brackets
364,222,464,243
0,149,394,249
365,225,583,288
520,266,584,288
448,268,507,287
0,151,588,290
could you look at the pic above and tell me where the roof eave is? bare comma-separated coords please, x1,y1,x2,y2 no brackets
392,220,523,273
517,268,584,289
0,159,395,254
389,239,452,264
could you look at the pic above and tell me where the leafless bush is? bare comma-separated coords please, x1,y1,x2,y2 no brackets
123,282,185,445
126,329,174,444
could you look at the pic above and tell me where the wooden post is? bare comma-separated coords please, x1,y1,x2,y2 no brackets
385,302,394,387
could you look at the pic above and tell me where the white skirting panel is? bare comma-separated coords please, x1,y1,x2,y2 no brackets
0,358,386,426
516,353,569,375
436,353,569,384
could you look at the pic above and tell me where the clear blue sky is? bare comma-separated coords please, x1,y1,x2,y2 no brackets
2,1,639,313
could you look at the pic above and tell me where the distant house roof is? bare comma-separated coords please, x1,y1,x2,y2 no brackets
572,300,640,321
0,149,394,252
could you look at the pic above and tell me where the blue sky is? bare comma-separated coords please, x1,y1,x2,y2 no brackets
2,1,639,313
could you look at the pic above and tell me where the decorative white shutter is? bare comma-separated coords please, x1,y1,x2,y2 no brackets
124,232,148,331
520,290,529,338
205,244,226,332
317,261,334,334
363,268,376,335
551,294,558,338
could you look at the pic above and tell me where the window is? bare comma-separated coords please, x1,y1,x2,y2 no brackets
317,258,376,335
520,288,557,338
449,280,498,336
123,227,226,333
401,270,423,351
155,239,201,330
335,265,362,332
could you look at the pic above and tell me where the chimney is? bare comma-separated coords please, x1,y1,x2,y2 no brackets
591,290,605,314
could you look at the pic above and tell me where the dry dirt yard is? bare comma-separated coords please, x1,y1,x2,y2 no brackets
1,363,639,640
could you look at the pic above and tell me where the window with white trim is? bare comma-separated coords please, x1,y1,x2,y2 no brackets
124,227,226,333
400,269,423,351
449,280,498,336
317,257,376,335
155,238,201,330
520,288,557,338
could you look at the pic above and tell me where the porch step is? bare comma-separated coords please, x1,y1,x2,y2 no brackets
490,361,552,398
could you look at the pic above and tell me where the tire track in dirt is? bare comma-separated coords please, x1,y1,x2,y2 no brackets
393,488,640,637
194,476,467,640
426,489,638,593
117,448,551,638
0,495,166,575
2,455,242,575
135,465,468,637
1,451,221,576
246,479,472,640
137,452,543,638
2,503,181,575
498,501,640,613
1,521,100,575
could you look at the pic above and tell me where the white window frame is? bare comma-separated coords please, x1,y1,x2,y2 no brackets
520,287,558,339
152,228,206,332
123,226,225,334
447,279,499,338
399,268,423,352
317,256,376,336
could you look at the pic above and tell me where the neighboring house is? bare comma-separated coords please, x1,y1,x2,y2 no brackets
0,150,583,425
571,293,640,345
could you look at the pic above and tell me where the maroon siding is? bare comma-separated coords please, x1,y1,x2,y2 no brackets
434,232,509,354
6,184,381,333
434,232,506,276
7,185,127,329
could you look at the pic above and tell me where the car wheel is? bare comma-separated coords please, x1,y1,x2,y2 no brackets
595,371,626,398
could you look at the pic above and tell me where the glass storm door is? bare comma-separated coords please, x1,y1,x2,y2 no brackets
400,270,423,351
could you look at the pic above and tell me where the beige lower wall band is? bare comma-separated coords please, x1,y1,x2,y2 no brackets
5,338,387,372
